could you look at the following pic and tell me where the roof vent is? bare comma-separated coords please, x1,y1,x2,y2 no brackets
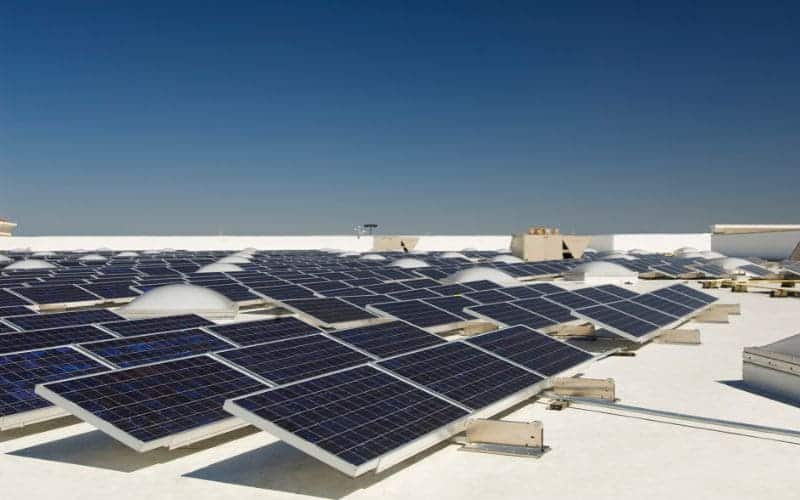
389,257,430,269
563,261,638,284
196,263,244,273
119,284,238,319
359,254,387,261
491,255,524,264
78,253,108,263
442,266,517,286
4,259,57,270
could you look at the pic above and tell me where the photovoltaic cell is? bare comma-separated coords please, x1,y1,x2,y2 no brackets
461,280,501,291
6,309,124,331
224,365,469,475
328,321,445,358
0,290,33,308
101,314,214,337
364,282,410,294
253,284,316,300
574,305,659,339
79,283,140,300
339,294,396,308
9,285,100,305
670,284,717,305
595,284,639,300
631,294,694,317
527,283,566,295
499,286,545,299
606,301,676,327
207,317,320,346
421,296,480,319
283,298,377,326
465,302,556,329
466,325,593,376
37,355,267,449
572,287,624,304
367,300,464,329
428,283,474,296
399,278,441,290
0,347,108,419
80,329,234,368
544,291,598,309
216,334,370,385
463,289,514,304
650,287,707,310
0,325,114,354
512,298,575,323
388,289,441,301
0,322,18,334
379,342,543,410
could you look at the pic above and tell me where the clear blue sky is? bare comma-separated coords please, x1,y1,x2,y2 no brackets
2,1,798,235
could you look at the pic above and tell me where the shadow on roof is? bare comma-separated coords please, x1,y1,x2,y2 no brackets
8,426,258,473
183,438,451,499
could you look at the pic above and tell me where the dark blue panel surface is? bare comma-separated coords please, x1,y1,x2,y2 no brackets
328,321,445,358
0,325,113,354
368,300,463,328
576,305,659,338
227,365,468,467
208,317,321,346
10,285,100,305
512,298,575,323
421,296,480,319
6,309,124,331
465,302,556,329
283,298,377,325
0,347,108,418
101,314,214,337
466,325,593,376
379,342,543,410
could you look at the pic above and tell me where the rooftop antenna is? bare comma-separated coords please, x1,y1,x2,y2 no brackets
364,223,378,235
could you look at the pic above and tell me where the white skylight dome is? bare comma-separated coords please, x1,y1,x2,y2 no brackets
491,254,524,264
442,266,517,286
142,249,162,255
4,259,57,270
78,253,108,263
563,261,638,284
628,249,650,255
711,257,753,271
583,247,598,254
31,251,57,258
338,252,361,257
602,252,637,260
461,247,478,252
196,262,244,273
674,247,699,255
231,250,255,258
495,248,512,254
700,251,725,259
119,284,238,319
360,254,387,261
116,251,140,258
0,255,12,264
389,257,430,269
217,255,251,264
409,250,428,255
440,252,470,260
680,251,706,259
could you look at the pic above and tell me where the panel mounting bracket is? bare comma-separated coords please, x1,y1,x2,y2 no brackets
454,418,548,458
550,377,616,401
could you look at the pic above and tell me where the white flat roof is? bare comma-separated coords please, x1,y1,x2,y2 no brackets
2,280,798,500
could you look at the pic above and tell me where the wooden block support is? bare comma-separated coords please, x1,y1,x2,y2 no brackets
693,308,730,324
552,323,595,337
653,329,701,345
465,419,543,448
551,377,615,400
715,303,741,315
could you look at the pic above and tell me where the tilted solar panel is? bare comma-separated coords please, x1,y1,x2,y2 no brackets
10,285,101,305
466,325,593,376
650,287,707,310
339,294,397,308
631,294,694,317
573,304,660,340
464,302,556,330
6,309,124,331
364,282,410,294
36,355,268,450
379,342,543,410
606,301,677,327
80,329,234,368
224,365,469,477
0,325,114,354
0,347,109,426
252,284,316,300
283,298,377,327
512,297,575,323
207,317,321,346
328,321,445,358
0,289,33,308
388,289,441,301
421,296,480,319
545,291,598,309
499,286,545,299
0,305,33,317
100,314,214,337
572,287,624,304
669,284,718,305
215,334,371,385
461,280,502,291
595,284,638,300
367,300,464,330
463,289,515,304
428,283,474,296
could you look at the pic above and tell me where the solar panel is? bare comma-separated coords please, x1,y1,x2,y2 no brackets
80,329,234,368
304,281,351,292
9,284,101,306
605,301,677,327
364,282,410,294
595,284,639,300
320,287,375,298
223,365,469,477
207,284,262,302
512,297,575,323
100,314,214,337
36,355,268,450
282,298,377,327
253,284,316,300
427,283,473,296
215,334,371,385
738,264,772,277
527,283,566,295
499,286,545,299
631,294,694,317
399,278,441,290
463,289,515,304
339,294,396,308
461,280,501,291
367,300,464,330
544,291,598,309
207,317,321,346
379,342,543,410
6,309,124,331
573,305,660,340
0,347,109,427
388,289,441,301
421,296,480,319
0,325,114,354
328,321,445,358
669,284,718,305
0,321,18,334
466,325,593,376
78,282,140,300
572,287,623,304
343,277,383,287
0,289,33,307
465,302,556,329
0,305,32,317
650,287,707,310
